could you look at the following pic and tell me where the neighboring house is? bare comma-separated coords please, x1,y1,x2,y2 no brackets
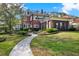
63,15,72,19
70,18,79,30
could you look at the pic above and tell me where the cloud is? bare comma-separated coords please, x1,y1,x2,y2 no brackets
53,7,57,9
62,3,79,14
20,4,28,10
62,9,69,14
20,4,25,8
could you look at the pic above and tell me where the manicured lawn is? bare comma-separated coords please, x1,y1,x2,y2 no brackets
0,34,26,56
31,32,79,56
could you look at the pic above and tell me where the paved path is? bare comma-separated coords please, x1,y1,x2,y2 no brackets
9,33,37,56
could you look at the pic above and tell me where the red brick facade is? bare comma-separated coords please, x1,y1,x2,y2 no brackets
22,14,69,31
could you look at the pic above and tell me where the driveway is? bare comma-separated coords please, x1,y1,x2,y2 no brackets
9,33,37,56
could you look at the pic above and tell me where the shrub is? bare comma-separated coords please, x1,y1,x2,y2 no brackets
20,28,29,31
68,27,76,31
17,28,29,35
0,32,6,34
17,31,28,35
46,28,58,33
0,37,6,42
31,28,40,31
23,28,29,31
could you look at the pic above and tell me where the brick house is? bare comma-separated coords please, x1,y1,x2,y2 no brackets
22,14,69,31
70,18,79,30
21,10,70,31
22,12,49,31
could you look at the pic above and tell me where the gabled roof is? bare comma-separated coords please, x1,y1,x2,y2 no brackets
63,15,72,19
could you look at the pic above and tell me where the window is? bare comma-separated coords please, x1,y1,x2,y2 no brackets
56,23,58,28
60,22,62,26
23,24,26,27
56,23,58,26
35,16,44,19
34,24,39,28
27,11,30,14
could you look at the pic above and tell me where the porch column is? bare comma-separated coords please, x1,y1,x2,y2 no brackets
46,21,49,29
58,22,60,30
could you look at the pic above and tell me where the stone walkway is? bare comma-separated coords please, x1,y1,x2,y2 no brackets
9,33,37,56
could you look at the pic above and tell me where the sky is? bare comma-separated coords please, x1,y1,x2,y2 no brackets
22,3,79,17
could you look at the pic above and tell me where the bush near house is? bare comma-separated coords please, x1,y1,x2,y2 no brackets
20,28,29,31
38,28,58,35
31,28,40,31
17,28,29,35
17,31,28,35
46,28,58,33
68,27,76,31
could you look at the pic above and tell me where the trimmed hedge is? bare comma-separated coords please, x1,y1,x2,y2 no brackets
68,27,76,31
17,28,29,35
17,31,27,35
20,28,29,31
46,28,58,33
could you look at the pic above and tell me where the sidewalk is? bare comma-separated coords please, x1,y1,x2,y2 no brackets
9,33,37,56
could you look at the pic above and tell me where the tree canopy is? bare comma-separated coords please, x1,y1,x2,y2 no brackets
0,3,27,33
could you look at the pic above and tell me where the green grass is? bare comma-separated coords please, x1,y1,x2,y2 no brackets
0,34,26,56
31,32,79,56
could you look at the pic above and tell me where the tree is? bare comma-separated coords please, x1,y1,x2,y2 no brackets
0,3,26,33
19,7,26,30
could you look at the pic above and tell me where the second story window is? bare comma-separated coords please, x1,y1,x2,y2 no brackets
27,11,30,15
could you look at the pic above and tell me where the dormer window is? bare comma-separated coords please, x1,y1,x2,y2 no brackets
35,16,44,19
